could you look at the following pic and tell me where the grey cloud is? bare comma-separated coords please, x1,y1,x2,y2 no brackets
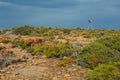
0,0,79,8
0,0,120,29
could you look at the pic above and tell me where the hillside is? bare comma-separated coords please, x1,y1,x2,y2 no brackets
0,26,120,80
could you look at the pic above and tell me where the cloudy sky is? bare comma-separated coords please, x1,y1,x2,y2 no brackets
0,0,120,29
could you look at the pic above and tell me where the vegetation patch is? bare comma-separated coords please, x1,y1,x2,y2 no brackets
86,62,120,80
1,39,10,44
78,35,120,69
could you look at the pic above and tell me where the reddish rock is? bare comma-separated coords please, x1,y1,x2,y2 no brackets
6,43,15,48
0,49,13,56
1,35,10,39
23,37,43,46
44,41,53,46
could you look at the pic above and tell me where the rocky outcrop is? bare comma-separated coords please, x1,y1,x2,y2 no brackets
22,37,43,46
0,49,26,69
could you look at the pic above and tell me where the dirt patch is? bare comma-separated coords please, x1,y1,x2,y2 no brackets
13,66,50,80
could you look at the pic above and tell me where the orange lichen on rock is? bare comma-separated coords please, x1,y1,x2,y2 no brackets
22,37,43,46
0,49,13,56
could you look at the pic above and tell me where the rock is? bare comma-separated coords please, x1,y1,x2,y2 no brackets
6,43,15,48
41,55,47,58
64,74,70,77
33,38,43,46
67,68,72,72
72,68,78,71
6,71,10,74
23,37,43,46
0,51,26,69
63,56,67,59
53,77,58,80
44,41,53,46
13,66,50,80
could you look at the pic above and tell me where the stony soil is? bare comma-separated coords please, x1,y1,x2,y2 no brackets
0,36,90,80
0,56,89,80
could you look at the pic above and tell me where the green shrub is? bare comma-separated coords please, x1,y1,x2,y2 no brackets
78,35,120,69
33,46,46,55
12,40,28,49
57,57,76,67
0,46,5,50
31,45,49,55
33,46,42,53
62,28,71,34
86,62,120,80
30,43,76,58
12,25,34,35
26,47,34,53
43,43,74,58
57,62,67,67
35,26,49,36
96,36,120,51
78,42,111,68
1,39,10,44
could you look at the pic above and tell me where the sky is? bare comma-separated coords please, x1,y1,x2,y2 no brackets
0,0,120,29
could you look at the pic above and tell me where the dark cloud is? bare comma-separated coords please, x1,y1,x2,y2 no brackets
0,0,79,8
0,0,120,29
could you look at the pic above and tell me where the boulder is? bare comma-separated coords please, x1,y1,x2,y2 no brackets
0,49,25,69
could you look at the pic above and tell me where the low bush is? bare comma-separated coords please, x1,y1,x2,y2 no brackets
12,25,34,35
86,62,120,80
96,36,120,51
43,43,75,58
32,45,48,55
0,46,5,50
1,39,10,44
57,57,76,67
12,40,28,49
26,47,34,53
78,35,120,69
29,43,77,58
